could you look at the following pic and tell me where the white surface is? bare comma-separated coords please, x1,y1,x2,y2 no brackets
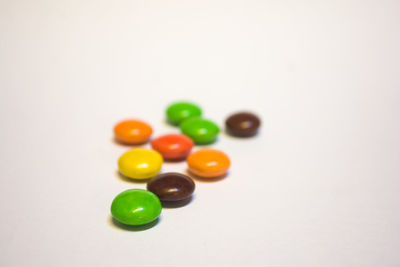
1,0,400,266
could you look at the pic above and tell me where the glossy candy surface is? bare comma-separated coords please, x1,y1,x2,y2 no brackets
147,172,195,201
114,119,153,144
111,189,162,225
225,112,260,137
180,117,219,145
187,148,230,178
166,102,202,125
151,134,194,160
118,148,163,179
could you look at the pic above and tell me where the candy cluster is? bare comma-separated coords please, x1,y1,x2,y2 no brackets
110,101,260,227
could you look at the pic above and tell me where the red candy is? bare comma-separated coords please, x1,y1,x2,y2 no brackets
151,134,194,160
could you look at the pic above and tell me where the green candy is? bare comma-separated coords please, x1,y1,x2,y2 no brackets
111,189,162,226
180,117,220,145
166,102,202,125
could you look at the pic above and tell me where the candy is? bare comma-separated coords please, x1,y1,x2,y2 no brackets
186,148,230,178
151,134,194,160
147,172,195,201
114,119,153,144
166,102,202,125
111,189,162,225
225,112,260,137
118,148,163,179
180,117,219,145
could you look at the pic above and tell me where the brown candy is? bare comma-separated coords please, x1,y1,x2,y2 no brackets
225,112,261,137
147,172,195,201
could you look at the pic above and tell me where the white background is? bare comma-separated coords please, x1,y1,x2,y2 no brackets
1,0,399,266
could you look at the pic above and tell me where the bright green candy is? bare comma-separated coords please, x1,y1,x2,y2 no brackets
111,189,162,226
166,102,202,125
180,117,220,145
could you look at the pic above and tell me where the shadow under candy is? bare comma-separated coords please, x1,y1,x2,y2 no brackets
161,195,194,209
108,215,160,231
185,169,228,182
111,137,150,147
115,170,151,184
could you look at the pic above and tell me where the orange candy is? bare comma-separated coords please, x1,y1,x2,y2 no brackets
114,119,153,145
186,148,231,178
151,134,194,160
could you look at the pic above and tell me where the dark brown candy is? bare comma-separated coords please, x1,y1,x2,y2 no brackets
147,172,195,201
225,112,261,137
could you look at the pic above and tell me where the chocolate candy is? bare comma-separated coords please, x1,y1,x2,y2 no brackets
187,148,231,178
151,134,194,160
180,117,219,144
118,148,163,179
147,172,195,201
114,119,153,144
166,102,202,125
111,189,162,225
225,112,260,137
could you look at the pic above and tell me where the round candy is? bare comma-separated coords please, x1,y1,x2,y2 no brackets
111,189,162,226
225,112,261,137
147,172,195,201
166,102,202,125
118,148,163,179
114,119,153,144
180,117,219,145
151,134,194,160
186,148,231,178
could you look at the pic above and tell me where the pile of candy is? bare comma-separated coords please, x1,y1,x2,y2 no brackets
110,101,261,227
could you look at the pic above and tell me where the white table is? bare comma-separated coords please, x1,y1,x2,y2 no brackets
1,0,399,266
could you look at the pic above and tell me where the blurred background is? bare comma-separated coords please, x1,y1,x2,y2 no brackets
0,0,399,266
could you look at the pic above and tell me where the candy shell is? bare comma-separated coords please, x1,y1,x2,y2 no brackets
114,119,152,144
151,134,194,160
111,189,161,225
166,102,202,125
118,148,163,179
225,112,260,137
186,148,230,178
147,172,195,201
180,117,219,145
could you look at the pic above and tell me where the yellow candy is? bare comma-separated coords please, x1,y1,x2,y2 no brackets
118,148,163,179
